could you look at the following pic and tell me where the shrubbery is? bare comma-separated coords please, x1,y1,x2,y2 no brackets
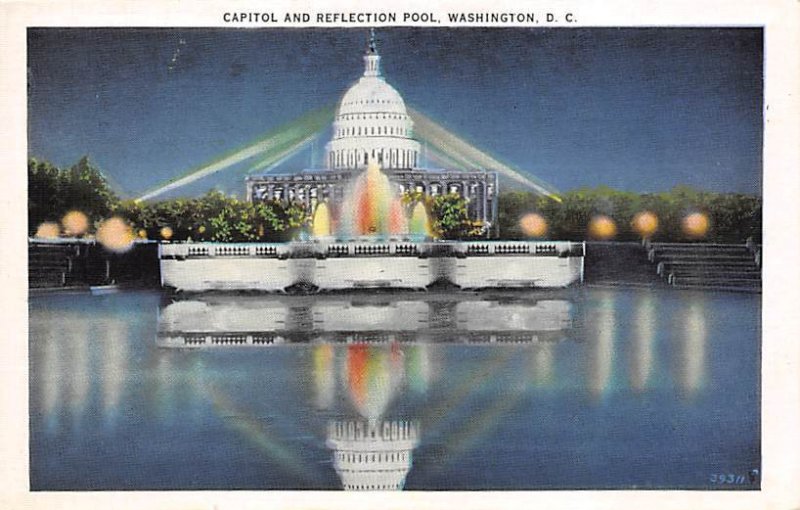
498,186,761,243
29,157,761,243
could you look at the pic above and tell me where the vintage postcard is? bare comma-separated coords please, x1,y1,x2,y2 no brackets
1,1,798,509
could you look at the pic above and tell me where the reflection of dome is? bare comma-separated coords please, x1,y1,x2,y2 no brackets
327,419,419,491
326,31,421,171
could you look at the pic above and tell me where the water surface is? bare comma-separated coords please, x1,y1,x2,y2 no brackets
29,287,760,490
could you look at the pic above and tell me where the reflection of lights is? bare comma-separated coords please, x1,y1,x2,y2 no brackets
587,290,615,399
312,343,336,410
160,226,173,240
38,315,62,433
100,318,129,425
632,211,658,238
630,294,655,393
65,317,91,419
677,296,707,397
97,217,135,253
137,228,148,239
61,210,90,236
35,222,60,239
405,344,431,395
588,215,617,240
327,419,420,491
519,213,548,238
531,343,555,386
682,212,710,238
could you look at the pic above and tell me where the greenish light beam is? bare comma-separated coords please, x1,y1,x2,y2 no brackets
409,107,561,200
136,105,336,202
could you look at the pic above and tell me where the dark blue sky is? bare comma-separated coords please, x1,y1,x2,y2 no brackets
28,27,763,198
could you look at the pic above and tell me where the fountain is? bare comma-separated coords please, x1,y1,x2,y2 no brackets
158,159,585,292
337,160,411,239
309,159,429,243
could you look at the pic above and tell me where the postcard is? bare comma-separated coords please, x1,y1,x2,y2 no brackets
1,1,798,509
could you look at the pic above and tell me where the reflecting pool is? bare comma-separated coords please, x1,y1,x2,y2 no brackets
29,288,760,490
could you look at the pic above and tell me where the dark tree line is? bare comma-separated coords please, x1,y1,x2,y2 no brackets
498,186,762,243
29,157,761,243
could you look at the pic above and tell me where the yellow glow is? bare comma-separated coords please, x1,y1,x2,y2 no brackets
198,225,206,234
61,210,90,236
137,229,147,239
588,215,617,240
97,217,135,253
312,202,331,237
519,213,548,237
632,211,658,238
160,226,173,240
35,222,61,239
683,212,710,238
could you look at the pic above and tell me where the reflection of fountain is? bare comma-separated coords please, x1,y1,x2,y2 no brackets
343,343,404,421
312,344,336,410
327,341,421,491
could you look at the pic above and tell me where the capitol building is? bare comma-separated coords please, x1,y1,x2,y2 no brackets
245,32,499,235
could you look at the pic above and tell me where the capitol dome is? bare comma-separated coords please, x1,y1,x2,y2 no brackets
326,31,421,171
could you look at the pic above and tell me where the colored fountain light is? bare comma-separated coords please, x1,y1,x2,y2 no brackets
327,159,432,240
311,202,333,238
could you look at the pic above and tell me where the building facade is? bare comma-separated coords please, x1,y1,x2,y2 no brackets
245,32,499,236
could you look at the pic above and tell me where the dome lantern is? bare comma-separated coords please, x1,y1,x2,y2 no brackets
363,28,381,77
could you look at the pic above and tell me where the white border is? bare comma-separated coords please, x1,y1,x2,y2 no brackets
2,1,798,509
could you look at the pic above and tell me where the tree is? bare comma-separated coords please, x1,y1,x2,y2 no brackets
28,156,119,235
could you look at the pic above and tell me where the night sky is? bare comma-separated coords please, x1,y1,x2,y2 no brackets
27,27,763,198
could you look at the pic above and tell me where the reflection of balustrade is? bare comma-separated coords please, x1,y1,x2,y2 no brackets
156,296,574,347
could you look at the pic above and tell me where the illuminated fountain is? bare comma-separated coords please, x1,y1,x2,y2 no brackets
337,160,410,239
311,159,429,241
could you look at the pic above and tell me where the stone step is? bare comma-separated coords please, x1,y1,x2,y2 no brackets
659,259,757,266
650,243,749,249
669,276,762,287
667,270,761,279
655,253,755,262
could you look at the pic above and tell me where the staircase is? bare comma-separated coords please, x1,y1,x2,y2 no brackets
28,240,112,289
28,242,78,288
646,241,761,292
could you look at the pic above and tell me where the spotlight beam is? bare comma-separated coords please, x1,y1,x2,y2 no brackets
135,105,335,202
246,133,321,175
409,107,561,200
